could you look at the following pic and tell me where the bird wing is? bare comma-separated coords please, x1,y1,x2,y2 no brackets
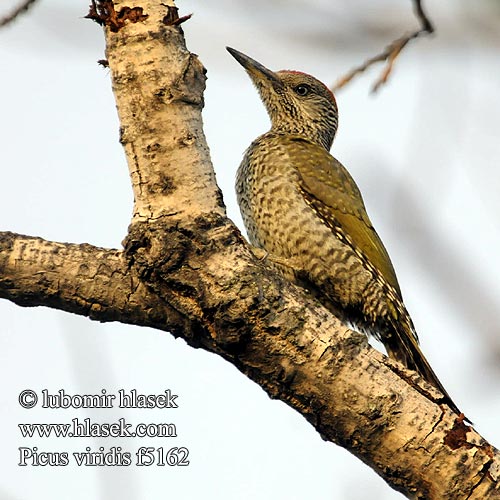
287,136,402,296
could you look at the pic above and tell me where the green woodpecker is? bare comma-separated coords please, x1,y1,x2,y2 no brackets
227,46,463,417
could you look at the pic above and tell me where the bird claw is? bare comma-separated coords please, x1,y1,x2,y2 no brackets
250,247,300,271
249,247,269,261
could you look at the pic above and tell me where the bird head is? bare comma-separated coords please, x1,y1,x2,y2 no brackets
227,47,338,151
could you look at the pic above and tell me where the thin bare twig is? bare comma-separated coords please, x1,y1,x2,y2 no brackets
333,0,434,93
0,0,39,27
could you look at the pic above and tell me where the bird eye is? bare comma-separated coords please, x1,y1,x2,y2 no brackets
294,84,311,96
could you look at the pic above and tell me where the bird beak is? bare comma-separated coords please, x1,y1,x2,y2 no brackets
226,47,283,91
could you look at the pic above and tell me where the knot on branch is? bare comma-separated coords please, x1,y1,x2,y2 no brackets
167,52,207,106
123,213,229,292
122,213,260,350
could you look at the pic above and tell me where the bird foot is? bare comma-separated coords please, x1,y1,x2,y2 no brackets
250,246,300,270
249,247,269,261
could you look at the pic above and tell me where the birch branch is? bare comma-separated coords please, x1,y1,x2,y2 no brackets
0,1,499,498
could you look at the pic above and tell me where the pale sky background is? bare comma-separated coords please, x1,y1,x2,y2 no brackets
1,1,500,499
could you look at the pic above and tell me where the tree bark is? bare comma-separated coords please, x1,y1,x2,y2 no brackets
1,1,499,498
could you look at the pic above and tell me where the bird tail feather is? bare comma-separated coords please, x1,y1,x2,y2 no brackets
384,314,466,420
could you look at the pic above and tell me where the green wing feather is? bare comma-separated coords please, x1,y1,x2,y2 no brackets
280,137,468,419
287,136,402,297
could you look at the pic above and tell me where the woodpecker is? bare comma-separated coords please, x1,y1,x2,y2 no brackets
227,46,463,417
